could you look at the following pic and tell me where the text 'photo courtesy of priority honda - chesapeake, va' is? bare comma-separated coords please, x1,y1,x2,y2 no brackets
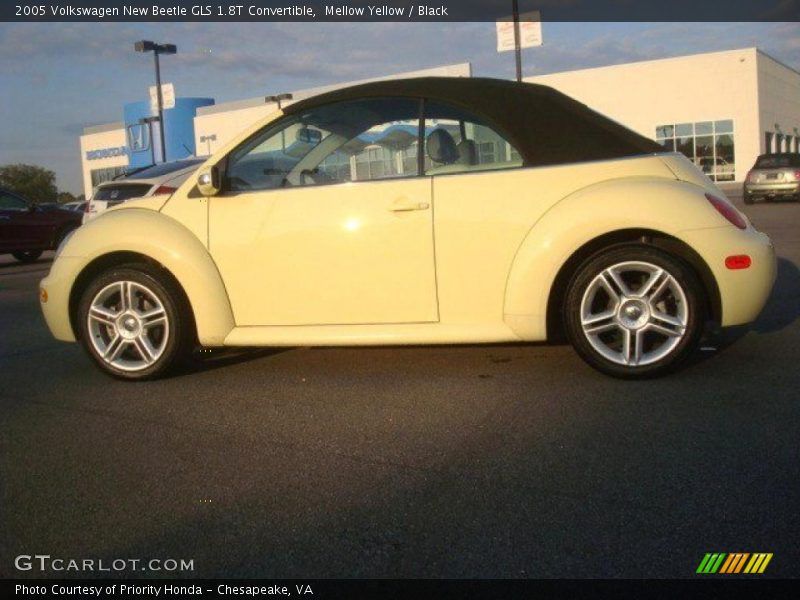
2,0,799,597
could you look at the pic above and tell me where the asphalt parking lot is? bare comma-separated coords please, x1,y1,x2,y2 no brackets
1,190,799,579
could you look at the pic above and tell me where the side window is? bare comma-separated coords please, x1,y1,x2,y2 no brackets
224,97,422,192
0,192,29,211
422,101,522,176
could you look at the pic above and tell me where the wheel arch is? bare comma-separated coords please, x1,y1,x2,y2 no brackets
502,177,726,341
61,209,235,346
543,229,721,343
68,251,194,340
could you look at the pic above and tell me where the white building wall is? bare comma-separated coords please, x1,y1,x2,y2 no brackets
526,48,764,182
757,50,800,155
194,104,277,156
79,125,128,199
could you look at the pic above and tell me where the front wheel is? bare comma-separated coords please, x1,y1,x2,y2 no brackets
564,246,705,378
12,250,43,263
77,264,194,380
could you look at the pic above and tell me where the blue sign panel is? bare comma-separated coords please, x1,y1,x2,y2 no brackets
123,96,214,169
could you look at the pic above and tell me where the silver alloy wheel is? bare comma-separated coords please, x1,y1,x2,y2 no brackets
580,261,688,367
87,280,170,372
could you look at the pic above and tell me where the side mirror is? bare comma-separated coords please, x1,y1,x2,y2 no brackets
197,165,221,196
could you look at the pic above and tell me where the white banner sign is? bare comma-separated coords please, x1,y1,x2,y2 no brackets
149,82,175,112
496,11,542,53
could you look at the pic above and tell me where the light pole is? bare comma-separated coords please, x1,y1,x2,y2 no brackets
134,40,177,163
512,0,522,82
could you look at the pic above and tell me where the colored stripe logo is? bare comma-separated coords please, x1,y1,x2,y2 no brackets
697,552,773,574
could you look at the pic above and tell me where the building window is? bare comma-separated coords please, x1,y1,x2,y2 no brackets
656,120,735,181
90,166,128,188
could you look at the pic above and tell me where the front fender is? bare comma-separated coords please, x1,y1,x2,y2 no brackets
56,208,234,345
503,177,727,339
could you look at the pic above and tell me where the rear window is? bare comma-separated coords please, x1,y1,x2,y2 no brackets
93,184,153,201
754,154,800,169
124,159,204,179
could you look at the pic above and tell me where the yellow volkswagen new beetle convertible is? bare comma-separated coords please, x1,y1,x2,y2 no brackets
40,78,776,379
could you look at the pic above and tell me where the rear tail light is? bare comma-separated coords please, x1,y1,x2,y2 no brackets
745,170,754,183
725,255,752,270
705,193,747,230
153,185,177,195
794,170,800,181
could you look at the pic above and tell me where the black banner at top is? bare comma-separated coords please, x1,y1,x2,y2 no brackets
3,0,799,22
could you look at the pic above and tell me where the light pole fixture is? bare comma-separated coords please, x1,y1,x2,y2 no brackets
266,93,293,109
134,40,177,163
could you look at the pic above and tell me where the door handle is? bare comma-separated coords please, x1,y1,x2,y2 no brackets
389,198,430,212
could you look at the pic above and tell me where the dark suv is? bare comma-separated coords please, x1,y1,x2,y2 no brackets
0,188,82,263
744,153,800,204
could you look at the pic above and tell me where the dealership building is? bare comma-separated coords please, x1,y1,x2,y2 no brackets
79,47,800,198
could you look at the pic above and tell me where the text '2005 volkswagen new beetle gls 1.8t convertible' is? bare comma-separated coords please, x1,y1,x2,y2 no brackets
40,78,776,380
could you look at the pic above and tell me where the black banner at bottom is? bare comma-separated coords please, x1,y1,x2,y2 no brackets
4,579,798,599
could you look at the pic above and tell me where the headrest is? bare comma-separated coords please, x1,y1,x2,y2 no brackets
456,139,478,165
426,129,459,165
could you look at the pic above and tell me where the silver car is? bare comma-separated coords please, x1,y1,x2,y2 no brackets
84,158,204,223
743,153,800,204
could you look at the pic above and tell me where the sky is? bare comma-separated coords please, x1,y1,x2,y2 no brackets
0,21,799,194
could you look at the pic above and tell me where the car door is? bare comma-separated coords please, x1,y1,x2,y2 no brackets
0,190,35,251
208,96,439,326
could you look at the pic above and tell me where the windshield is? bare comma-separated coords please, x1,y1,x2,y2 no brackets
754,154,800,169
124,159,204,179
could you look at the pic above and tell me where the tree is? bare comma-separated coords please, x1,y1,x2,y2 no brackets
56,191,78,205
0,164,57,203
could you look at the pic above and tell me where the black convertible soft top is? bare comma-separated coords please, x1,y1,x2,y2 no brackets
284,77,662,168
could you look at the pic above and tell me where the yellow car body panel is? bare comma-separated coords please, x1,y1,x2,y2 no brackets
209,177,439,326
39,103,775,353
41,208,234,345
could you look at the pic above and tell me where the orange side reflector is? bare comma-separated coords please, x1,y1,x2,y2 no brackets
725,255,752,270
39,287,48,303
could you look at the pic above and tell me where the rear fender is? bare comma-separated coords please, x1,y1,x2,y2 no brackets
503,177,725,339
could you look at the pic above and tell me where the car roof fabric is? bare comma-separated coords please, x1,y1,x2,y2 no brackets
284,77,662,167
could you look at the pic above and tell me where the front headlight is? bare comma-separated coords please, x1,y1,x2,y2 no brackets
55,229,76,259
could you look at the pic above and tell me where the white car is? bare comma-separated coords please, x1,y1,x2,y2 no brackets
83,159,204,224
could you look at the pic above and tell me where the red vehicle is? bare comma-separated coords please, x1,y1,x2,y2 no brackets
0,187,82,263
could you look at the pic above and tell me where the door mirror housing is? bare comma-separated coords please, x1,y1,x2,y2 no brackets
197,165,221,196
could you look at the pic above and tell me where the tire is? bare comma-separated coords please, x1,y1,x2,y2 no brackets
12,250,43,263
743,196,754,205
77,263,195,380
564,245,705,379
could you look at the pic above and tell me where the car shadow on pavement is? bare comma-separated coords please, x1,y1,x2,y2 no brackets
176,346,293,377
693,257,800,364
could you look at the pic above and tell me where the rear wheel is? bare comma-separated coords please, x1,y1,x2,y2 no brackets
564,246,705,378
77,264,194,380
12,250,43,263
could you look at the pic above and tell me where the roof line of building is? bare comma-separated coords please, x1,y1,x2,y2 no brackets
527,47,763,79
83,121,125,136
